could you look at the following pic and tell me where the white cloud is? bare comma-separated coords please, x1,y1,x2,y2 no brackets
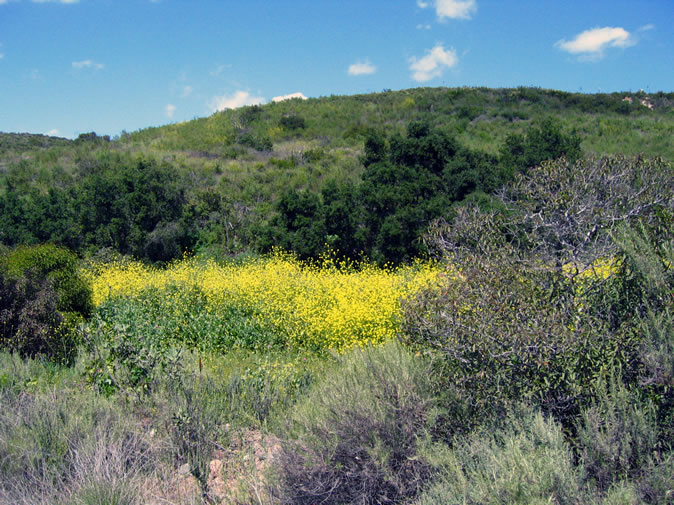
32,0,79,3
210,64,230,77
417,23,432,30
419,0,477,20
348,60,376,76
210,90,265,112
638,24,655,32
272,92,307,103
46,128,60,136
409,44,458,82
165,104,176,118
556,27,635,60
72,59,104,70
182,85,193,97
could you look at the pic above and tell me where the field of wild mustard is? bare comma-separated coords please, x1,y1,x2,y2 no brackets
86,252,440,352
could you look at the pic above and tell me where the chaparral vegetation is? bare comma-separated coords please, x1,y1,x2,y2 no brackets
1,87,673,504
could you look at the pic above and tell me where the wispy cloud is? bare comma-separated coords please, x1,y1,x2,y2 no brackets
417,23,432,30
418,0,477,21
46,128,60,136
210,64,231,77
72,59,104,70
348,60,376,76
637,24,655,32
182,85,193,97
556,26,635,61
165,104,176,118
409,44,458,82
209,90,265,112
272,92,307,103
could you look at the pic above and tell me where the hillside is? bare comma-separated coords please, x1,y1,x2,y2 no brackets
1,86,673,505
1,86,673,263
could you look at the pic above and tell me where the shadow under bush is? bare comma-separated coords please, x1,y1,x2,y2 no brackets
272,341,437,505
0,244,92,364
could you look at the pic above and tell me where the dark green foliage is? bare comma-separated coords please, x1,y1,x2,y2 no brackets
321,179,366,258
76,157,187,260
500,117,582,174
75,131,111,144
260,189,327,260
237,131,273,151
0,154,191,262
262,121,511,264
0,270,64,360
279,114,306,131
0,244,92,363
4,244,93,316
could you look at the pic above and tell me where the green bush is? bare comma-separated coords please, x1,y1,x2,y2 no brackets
413,409,583,505
403,156,673,430
0,268,66,361
273,341,436,505
3,243,93,317
0,244,91,363
576,376,659,492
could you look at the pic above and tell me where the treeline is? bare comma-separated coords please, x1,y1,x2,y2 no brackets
0,118,581,265
0,154,190,262
261,118,581,264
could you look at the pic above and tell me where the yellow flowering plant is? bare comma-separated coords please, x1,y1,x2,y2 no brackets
85,250,440,353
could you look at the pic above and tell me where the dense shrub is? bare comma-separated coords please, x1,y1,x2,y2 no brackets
273,342,436,505
402,155,673,429
576,376,659,492
3,243,93,317
0,244,91,363
413,410,583,505
499,117,582,174
279,114,306,131
0,270,64,360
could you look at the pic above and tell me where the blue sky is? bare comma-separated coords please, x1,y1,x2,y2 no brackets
1,0,672,139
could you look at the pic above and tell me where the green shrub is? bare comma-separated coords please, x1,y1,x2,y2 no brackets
0,269,67,361
413,409,583,505
273,341,436,505
0,244,91,363
279,114,306,131
403,156,673,429
637,452,674,505
576,375,659,492
3,244,93,317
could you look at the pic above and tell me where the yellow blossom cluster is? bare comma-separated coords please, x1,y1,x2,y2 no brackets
86,252,440,351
